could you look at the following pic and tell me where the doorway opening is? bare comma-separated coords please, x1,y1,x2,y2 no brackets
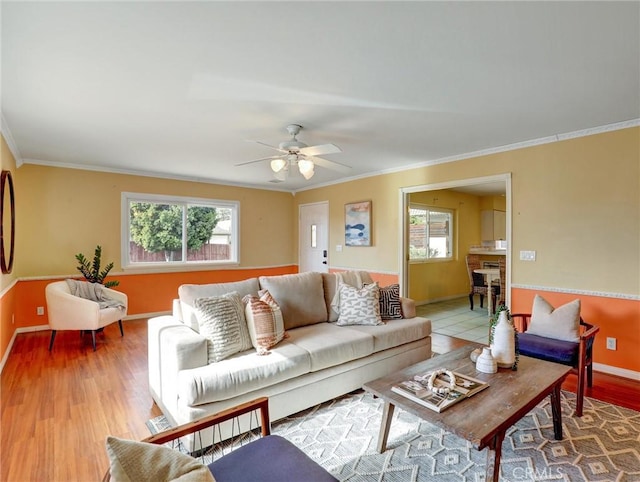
399,174,512,312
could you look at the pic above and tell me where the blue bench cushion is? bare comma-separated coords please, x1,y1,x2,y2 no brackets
208,435,337,482
518,333,579,366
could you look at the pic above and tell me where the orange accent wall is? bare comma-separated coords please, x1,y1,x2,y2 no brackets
1,284,17,359
14,266,297,329
511,287,640,373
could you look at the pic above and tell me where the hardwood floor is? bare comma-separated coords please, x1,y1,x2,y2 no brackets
1,323,639,481
1,320,161,482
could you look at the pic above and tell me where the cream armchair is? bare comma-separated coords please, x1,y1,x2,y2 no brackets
45,280,128,351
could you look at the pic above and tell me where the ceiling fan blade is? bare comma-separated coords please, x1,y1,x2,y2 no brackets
246,140,287,153
235,155,282,167
309,156,352,173
299,143,341,157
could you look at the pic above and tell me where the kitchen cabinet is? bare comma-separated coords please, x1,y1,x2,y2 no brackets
481,210,506,241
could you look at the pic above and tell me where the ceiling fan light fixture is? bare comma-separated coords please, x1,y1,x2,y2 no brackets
270,158,286,173
298,159,314,179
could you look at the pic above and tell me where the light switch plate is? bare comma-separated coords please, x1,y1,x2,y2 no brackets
336,244,343,252
520,250,536,261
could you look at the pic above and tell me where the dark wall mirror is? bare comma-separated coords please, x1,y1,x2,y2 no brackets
1,170,15,274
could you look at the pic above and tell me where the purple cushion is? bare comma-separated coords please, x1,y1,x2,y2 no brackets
518,333,579,366
208,435,337,482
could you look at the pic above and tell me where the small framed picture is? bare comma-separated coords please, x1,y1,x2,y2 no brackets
345,201,372,246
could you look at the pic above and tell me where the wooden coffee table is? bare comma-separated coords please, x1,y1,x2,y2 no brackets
363,344,572,482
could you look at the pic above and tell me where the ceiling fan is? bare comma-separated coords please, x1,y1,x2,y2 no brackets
236,124,350,181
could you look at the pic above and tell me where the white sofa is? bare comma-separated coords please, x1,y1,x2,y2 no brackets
148,271,431,449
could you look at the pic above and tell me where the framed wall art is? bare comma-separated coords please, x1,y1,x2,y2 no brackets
345,200,371,247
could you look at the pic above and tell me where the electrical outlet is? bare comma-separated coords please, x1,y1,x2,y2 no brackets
36,306,45,316
606,337,617,350
520,250,536,261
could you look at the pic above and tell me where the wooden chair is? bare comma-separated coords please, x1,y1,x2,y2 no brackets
466,255,499,311
512,314,599,417
102,397,337,482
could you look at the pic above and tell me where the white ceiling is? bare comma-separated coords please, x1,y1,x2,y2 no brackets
2,2,639,192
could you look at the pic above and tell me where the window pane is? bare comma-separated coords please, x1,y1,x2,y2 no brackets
129,202,184,262
428,211,450,258
409,207,428,260
186,206,231,262
409,205,453,260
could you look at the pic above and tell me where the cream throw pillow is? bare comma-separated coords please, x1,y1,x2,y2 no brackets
336,282,383,326
105,436,215,482
526,294,581,342
243,290,286,355
194,292,252,363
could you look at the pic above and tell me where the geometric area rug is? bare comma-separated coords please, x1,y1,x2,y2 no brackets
148,390,640,482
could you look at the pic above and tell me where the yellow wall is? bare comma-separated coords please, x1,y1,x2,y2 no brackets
17,164,294,276
2,162,297,349
295,127,640,296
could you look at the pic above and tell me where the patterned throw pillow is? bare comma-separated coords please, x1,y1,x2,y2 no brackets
336,282,383,326
379,284,403,320
105,436,215,482
194,292,252,363
243,290,286,355
526,294,581,342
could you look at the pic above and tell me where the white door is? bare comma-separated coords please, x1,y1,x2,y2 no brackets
299,202,329,273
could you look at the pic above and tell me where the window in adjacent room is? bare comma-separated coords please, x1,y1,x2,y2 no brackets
409,204,453,261
122,192,239,268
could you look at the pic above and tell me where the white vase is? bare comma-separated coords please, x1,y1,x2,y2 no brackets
476,347,497,373
492,311,516,368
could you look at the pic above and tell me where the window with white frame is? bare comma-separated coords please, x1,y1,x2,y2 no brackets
409,204,453,261
122,192,239,268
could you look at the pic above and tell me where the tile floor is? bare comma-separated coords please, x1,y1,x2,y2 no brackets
416,296,493,344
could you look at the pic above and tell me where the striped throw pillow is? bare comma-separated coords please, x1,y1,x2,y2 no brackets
194,292,252,363
243,290,286,355
379,284,403,320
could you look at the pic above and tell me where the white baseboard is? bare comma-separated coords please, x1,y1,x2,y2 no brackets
0,330,19,374
593,363,640,381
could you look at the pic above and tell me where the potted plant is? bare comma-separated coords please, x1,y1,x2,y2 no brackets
75,245,119,288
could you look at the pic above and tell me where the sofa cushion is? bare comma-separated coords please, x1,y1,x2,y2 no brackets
178,341,311,405
259,272,327,330
322,271,374,322
379,284,403,320
526,294,580,343
244,290,286,355
346,316,432,352
194,293,253,363
336,282,383,326
286,323,374,371
105,436,215,482
208,435,337,482
179,278,260,332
